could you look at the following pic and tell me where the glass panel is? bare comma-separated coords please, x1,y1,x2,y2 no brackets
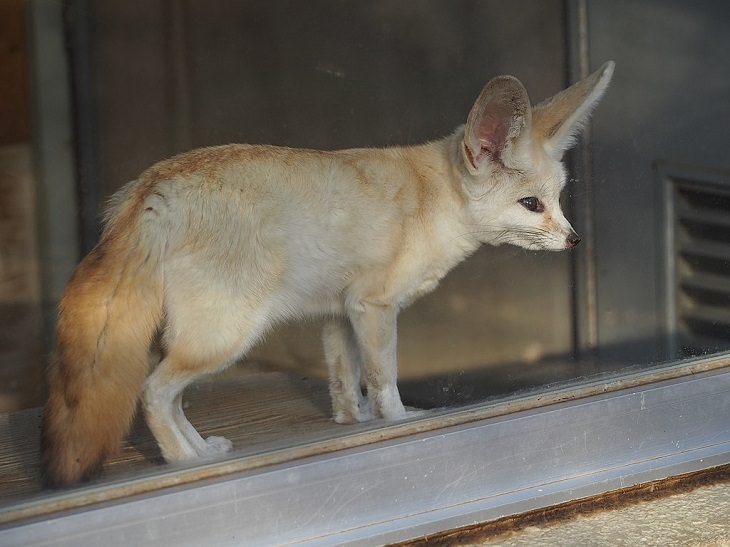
1,0,729,509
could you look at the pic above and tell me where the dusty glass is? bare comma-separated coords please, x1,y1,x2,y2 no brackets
1,0,728,523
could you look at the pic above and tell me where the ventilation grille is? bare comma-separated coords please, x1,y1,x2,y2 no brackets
671,176,730,356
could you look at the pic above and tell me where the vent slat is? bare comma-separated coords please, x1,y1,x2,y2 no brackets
683,306,730,326
677,185,730,212
679,218,730,245
676,207,730,230
681,273,730,298
680,240,730,264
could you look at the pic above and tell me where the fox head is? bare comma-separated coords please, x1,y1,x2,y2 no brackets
459,61,614,251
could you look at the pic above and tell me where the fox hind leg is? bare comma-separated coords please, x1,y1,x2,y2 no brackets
172,391,233,456
142,355,231,463
143,308,268,463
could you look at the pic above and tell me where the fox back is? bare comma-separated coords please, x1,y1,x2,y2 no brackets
41,61,614,485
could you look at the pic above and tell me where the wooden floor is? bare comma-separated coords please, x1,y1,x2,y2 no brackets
0,371,345,513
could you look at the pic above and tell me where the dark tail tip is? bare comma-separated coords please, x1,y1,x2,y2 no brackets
39,403,105,488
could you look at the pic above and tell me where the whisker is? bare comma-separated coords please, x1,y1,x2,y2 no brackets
450,222,563,249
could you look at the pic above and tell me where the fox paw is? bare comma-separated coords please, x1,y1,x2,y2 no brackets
202,435,233,456
333,397,374,424
333,406,375,424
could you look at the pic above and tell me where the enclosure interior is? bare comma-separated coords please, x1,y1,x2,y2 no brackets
2,1,729,418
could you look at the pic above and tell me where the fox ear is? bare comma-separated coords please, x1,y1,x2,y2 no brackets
532,61,615,159
463,75,531,173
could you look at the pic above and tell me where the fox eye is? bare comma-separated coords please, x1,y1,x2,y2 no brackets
518,197,544,213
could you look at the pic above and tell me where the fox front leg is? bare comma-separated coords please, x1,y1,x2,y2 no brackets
322,320,374,424
348,302,406,420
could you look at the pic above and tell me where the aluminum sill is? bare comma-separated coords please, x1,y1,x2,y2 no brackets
2,364,730,546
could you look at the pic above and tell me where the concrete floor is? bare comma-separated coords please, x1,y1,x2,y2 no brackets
474,480,730,546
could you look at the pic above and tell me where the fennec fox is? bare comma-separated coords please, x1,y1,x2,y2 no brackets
41,61,614,485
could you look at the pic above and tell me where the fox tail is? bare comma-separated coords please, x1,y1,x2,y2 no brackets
41,195,164,486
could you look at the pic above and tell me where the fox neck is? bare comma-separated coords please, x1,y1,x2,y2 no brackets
393,132,486,284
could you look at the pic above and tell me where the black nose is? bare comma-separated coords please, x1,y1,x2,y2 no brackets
566,233,581,248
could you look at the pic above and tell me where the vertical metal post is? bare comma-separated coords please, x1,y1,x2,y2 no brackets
27,0,80,345
66,0,101,254
567,0,599,363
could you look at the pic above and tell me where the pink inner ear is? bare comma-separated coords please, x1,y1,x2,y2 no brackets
478,112,509,161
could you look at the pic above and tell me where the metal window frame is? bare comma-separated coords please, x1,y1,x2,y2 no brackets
2,353,730,545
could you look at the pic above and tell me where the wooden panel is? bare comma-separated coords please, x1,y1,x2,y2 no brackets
0,146,44,412
0,0,31,144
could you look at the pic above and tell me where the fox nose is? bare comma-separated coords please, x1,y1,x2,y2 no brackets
566,232,581,248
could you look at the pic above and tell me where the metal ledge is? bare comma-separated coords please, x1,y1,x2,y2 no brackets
2,364,730,546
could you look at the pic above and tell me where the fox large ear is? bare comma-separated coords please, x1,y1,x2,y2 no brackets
532,61,615,159
463,75,531,173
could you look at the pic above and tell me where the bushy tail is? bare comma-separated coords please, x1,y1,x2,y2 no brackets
41,214,164,486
